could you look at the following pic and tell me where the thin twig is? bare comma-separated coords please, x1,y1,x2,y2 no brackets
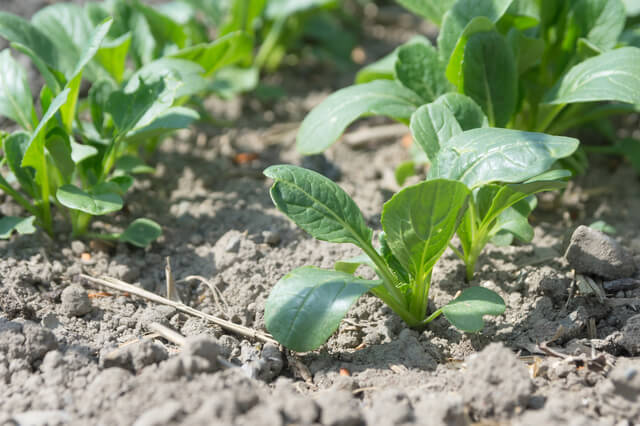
165,257,180,302
179,275,230,318
538,341,567,359
80,274,278,345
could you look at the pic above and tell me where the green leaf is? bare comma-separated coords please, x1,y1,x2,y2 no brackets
507,29,545,75
438,0,513,61
395,161,416,186
96,33,132,84
115,155,155,175
118,218,162,247
456,26,517,126
381,179,470,280
565,0,625,51
410,103,462,161
31,3,93,78
396,0,456,26
498,0,540,30
491,197,536,244
22,88,71,182
296,80,423,154
11,43,60,94
108,175,134,195
334,254,375,275
56,184,123,215
170,31,253,76
70,140,98,164
134,0,187,48
395,42,453,103
124,107,199,143
107,78,166,136
589,220,616,234
432,93,488,130
220,0,265,36
3,131,36,197
0,12,59,71
428,128,579,188
0,49,34,130
265,266,380,351
441,286,505,332
210,66,259,98
265,0,332,18
127,58,208,100
544,47,640,105
355,36,432,84
265,165,373,246
44,127,74,183
0,216,36,238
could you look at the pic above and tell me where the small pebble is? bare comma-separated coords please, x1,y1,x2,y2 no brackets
60,285,92,317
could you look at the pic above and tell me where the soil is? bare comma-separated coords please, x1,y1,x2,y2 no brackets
2,2,640,426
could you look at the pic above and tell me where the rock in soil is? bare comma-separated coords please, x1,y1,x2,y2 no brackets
461,343,533,419
620,314,640,355
60,285,92,317
564,225,636,279
100,339,168,373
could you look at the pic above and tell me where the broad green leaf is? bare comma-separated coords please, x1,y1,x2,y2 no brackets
564,0,625,51
134,0,187,49
589,220,616,234
459,29,517,127
115,155,155,175
0,49,34,130
507,29,545,75
211,66,259,98
381,179,470,280
355,36,430,84
491,197,536,244
70,140,98,164
334,254,375,275
124,107,199,143
130,9,156,66
127,58,208,100
31,4,93,77
22,89,71,182
395,42,452,103
297,80,423,154
265,266,380,351
89,79,116,135
0,12,59,71
438,0,513,61
428,128,579,188
625,0,640,16
108,175,134,195
544,47,640,105
44,127,74,183
56,184,123,215
396,0,456,26
446,16,495,87
498,0,540,30
0,216,36,238
107,78,166,136
265,165,373,246
3,131,36,197
96,33,132,84
379,232,410,285
60,18,113,134
410,103,462,161
170,31,252,76
11,43,60,94
119,218,162,247
432,93,488,130
441,286,505,332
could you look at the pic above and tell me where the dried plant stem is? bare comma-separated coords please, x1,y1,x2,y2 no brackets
80,274,278,345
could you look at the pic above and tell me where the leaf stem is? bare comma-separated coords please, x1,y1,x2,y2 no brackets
422,307,443,325
254,15,287,70
534,103,565,133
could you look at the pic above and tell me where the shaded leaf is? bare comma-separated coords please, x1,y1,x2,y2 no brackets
3,131,36,197
0,216,36,238
56,184,123,215
265,266,380,351
396,0,456,26
0,49,34,130
441,286,505,332
0,12,59,71
170,31,252,76
119,218,162,247
297,80,422,154
395,42,452,103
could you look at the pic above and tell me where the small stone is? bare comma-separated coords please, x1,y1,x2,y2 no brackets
60,285,92,317
621,314,640,356
138,305,176,327
242,343,283,382
41,312,61,329
262,230,281,246
565,225,635,279
71,240,86,255
101,340,168,372
22,321,58,363
133,402,183,426
183,335,220,366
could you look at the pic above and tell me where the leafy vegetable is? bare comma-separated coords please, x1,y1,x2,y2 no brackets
264,165,505,351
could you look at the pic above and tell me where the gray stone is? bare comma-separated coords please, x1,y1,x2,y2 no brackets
158,355,216,380
22,321,58,363
242,343,283,382
101,339,168,372
462,343,533,418
60,285,92,317
565,225,635,279
138,305,176,327
183,335,220,367
620,314,640,355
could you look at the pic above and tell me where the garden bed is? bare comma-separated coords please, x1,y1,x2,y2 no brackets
1,2,640,425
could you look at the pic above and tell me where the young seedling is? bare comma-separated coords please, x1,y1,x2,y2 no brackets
406,96,580,280
296,0,638,173
263,165,505,352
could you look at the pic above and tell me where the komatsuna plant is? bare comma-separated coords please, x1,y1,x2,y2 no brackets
407,94,580,280
0,16,196,245
296,0,638,173
263,164,506,352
